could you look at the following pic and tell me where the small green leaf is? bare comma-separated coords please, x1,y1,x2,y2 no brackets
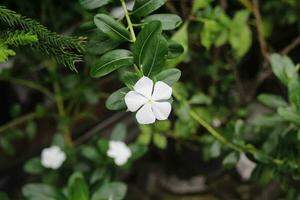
68,172,89,200
142,14,182,30
288,79,300,110
94,14,130,41
153,133,167,149
189,93,212,105
81,146,100,162
80,0,112,9
167,40,184,59
22,183,62,200
222,152,238,169
270,53,297,85
131,0,167,17
24,157,44,175
120,71,140,89
155,68,181,86
91,182,127,200
91,49,133,77
257,94,288,109
137,131,152,145
210,141,221,158
106,87,130,110
133,21,168,76
111,123,127,141
277,107,300,126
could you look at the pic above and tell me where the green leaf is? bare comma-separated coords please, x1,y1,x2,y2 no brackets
111,123,127,141
106,87,130,110
25,121,37,140
277,107,300,126
68,172,89,200
189,93,212,105
153,133,167,149
288,79,300,110
90,49,133,77
137,131,152,145
81,146,100,162
257,94,288,109
210,141,221,158
222,152,238,169
155,68,181,86
94,14,130,41
87,30,120,55
0,43,15,62
192,0,211,13
142,14,182,30
91,182,127,200
167,40,184,59
129,143,148,160
131,0,167,17
120,71,140,89
24,157,44,175
229,10,251,57
166,22,188,67
133,21,167,76
270,53,297,85
80,0,112,9
22,184,62,200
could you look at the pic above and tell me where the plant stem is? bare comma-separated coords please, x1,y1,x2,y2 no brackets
0,112,36,133
120,0,136,42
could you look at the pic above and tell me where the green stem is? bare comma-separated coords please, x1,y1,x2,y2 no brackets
120,0,136,42
0,112,36,133
0,77,53,99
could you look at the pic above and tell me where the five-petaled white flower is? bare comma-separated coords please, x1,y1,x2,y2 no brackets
236,153,256,180
107,141,132,166
125,76,172,124
41,146,66,169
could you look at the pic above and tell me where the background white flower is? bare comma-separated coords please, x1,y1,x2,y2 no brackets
125,76,172,124
236,153,256,180
107,141,132,166
41,146,66,169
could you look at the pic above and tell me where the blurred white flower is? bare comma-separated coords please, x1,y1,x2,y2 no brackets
125,76,172,124
236,153,256,180
107,141,132,166
41,146,66,169
212,118,221,128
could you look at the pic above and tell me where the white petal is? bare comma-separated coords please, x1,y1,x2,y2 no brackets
152,101,171,120
136,103,156,124
152,81,172,101
125,91,148,112
236,153,256,180
134,76,153,99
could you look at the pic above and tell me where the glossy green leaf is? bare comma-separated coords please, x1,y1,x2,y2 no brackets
80,0,111,9
120,71,140,89
277,107,300,126
91,182,127,200
87,30,120,55
90,49,133,77
166,22,188,67
131,0,167,17
270,53,297,85
133,21,167,76
81,146,100,162
155,68,181,86
167,40,184,59
94,14,130,41
142,14,182,30
68,172,89,200
257,94,288,109
106,87,130,110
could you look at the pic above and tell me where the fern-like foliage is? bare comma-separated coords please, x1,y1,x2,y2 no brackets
1,30,38,46
0,6,85,70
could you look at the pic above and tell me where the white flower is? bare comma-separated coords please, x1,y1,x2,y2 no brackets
107,141,132,166
125,76,172,124
41,146,66,169
236,153,256,180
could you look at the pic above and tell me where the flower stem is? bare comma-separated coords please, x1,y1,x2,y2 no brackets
120,0,136,42
0,112,36,133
